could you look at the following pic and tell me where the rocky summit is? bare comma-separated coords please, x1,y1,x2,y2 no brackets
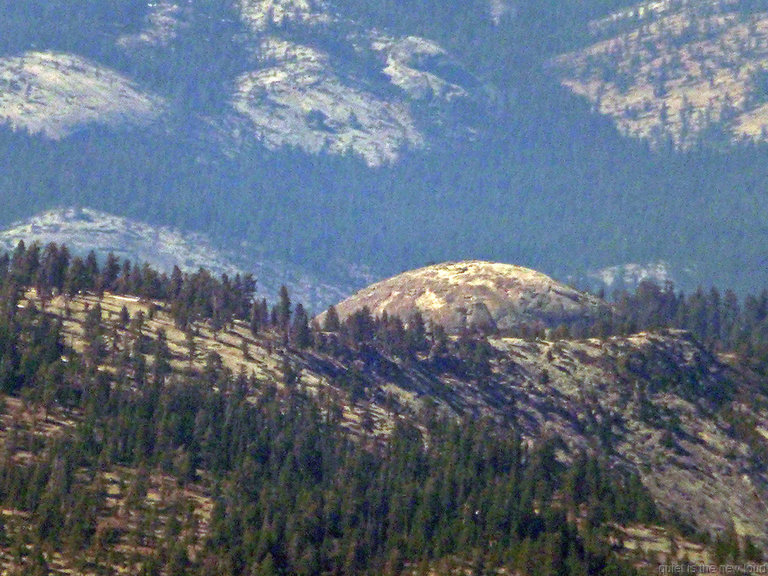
323,260,610,332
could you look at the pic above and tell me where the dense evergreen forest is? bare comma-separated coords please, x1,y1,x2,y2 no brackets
1,0,768,294
0,241,765,573
0,241,657,575
4,240,767,374
0,241,766,573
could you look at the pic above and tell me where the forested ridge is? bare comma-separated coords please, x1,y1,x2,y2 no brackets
0,241,766,573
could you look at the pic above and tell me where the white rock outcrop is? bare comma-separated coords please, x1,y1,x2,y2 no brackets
371,34,470,102
323,260,609,331
590,261,675,289
232,38,424,166
0,208,364,312
0,51,164,139
230,0,484,165
0,208,241,277
238,0,331,33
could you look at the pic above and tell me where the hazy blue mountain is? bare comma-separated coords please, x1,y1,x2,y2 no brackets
1,0,768,297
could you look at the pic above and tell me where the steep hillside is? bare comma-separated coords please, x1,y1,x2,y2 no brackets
323,261,610,333
553,0,768,148
0,243,766,572
17,285,767,547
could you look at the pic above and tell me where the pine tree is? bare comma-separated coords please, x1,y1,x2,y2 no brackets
152,329,172,384
281,356,300,388
291,304,312,349
252,553,277,576
250,300,262,336
100,252,121,293
406,311,428,353
323,305,341,332
119,305,130,328
185,328,196,367
278,285,292,332
83,303,105,369
9,240,27,284
65,257,87,297
84,250,100,289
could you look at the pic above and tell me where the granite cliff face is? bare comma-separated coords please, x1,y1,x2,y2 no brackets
323,260,610,332
228,0,485,165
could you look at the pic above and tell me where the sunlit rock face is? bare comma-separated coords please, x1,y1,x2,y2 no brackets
0,51,165,138
0,208,362,313
229,0,485,166
231,38,425,167
322,260,609,332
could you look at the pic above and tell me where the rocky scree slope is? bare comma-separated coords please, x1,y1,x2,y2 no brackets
322,260,610,333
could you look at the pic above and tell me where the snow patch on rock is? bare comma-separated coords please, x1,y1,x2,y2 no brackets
590,261,674,289
489,0,514,24
0,51,164,139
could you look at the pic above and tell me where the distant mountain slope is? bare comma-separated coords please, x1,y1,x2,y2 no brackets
0,207,242,276
21,285,768,546
553,0,768,148
0,51,164,138
0,0,485,167
225,0,484,165
0,208,362,311
231,37,425,167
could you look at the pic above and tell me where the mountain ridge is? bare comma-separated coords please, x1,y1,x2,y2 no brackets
0,207,369,312
0,238,766,572
12,272,768,547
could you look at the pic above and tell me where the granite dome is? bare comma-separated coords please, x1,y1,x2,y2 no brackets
323,260,609,332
